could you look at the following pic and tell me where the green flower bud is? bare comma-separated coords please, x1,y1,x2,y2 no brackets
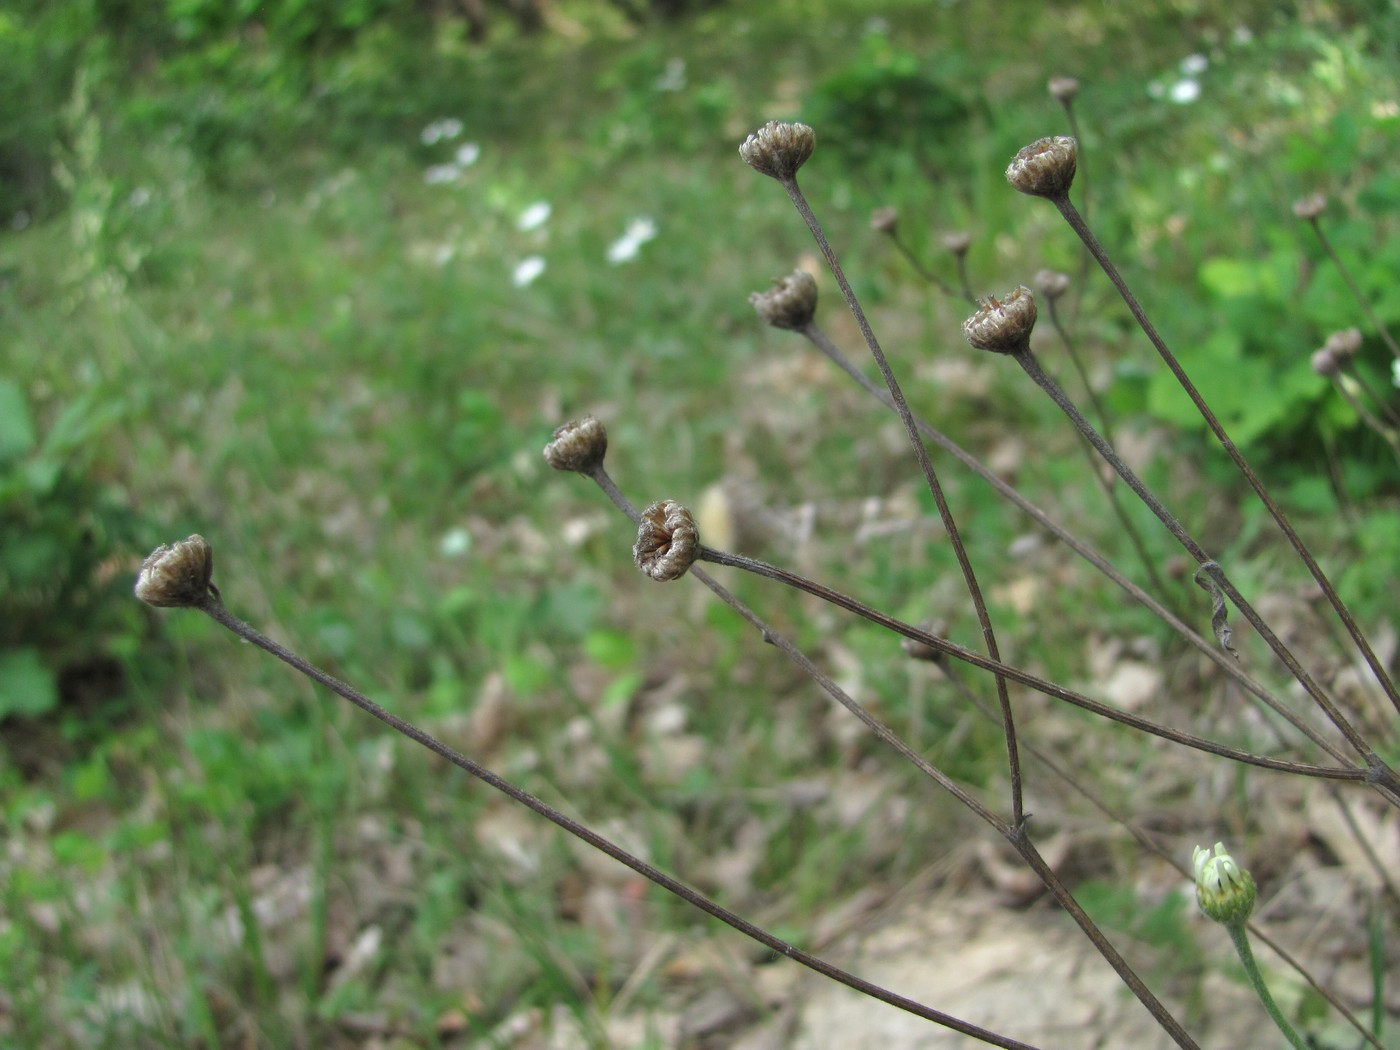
1193,842,1256,926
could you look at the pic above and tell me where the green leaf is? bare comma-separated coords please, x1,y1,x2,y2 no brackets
0,647,59,719
0,380,36,462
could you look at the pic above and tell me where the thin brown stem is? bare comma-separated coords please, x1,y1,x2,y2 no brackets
796,320,1350,764
1051,192,1400,722
1305,216,1400,360
1045,296,1177,602
779,173,1025,827
191,593,1037,1048
1008,344,1383,772
885,230,961,299
698,544,1369,786
936,662,1388,1050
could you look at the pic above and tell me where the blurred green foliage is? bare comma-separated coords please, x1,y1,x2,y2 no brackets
0,381,146,721
3,0,1398,1044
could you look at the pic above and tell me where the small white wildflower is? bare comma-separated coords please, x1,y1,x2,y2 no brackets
1232,25,1253,44
655,57,686,92
1392,359,1400,389
439,527,472,558
455,142,481,167
1170,79,1201,104
420,117,464,145
1180,53,1209,76
512,255,546,287
606,216,657,264
517,201,552,232
424,164,461,186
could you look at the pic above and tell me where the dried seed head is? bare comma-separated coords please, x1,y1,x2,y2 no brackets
633,500,699,582
1323,327,1363,358
135,534,216,608
1033,269,1071,300
963,286,1038,354
1006,136,1078,199
1192,842,1256,926
940,231,972,256
1048,76,1080,103
1292,193,1327,220
870,206,899,235
750,270,818,331
738,121,815,182
544,416,608,474
1310,347,1341,377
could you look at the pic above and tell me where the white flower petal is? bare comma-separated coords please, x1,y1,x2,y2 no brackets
518,201,552,231
512,255,546,287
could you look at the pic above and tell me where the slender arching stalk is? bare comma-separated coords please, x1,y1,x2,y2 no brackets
786,188,1028,822
1045,181,1400,722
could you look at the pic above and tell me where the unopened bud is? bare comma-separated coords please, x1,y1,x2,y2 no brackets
1033,269,1071,300
1006,136,1078,199
135,535,216,608
1192,842,1256,926
940,231,972,256
1311,347,1340,377
739,121,816,182
544,417,608,474
1292,193,1327,220
750,270,818,331
633,500,699,582
963,286,1038,354
1048,76,1080,103
1323,327,1362,358
870,207,899,235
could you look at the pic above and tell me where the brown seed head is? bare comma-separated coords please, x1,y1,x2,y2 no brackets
1033,269,1071,300
1048,76,1080,103
963,286,1038,354
633,500,699,582
135,534,216,608
1323,327,1363,358
750,270,818,331
1006,136,1078,199
870,206,899,235
1292,193,1327,220
544,416,608,474
739,121,815,182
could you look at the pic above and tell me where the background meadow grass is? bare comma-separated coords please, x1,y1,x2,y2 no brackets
3,0,1399,1045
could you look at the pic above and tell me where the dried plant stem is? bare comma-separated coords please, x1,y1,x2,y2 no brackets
1303,215,1400,360
1055,98,1094,323
1005,344,1391,786
1330,373,1400,468
1050,192,1400,722
583,466,1202,1050
1045,296,1177,603
776,172,1026,828
936,662,1388,1050
697,544,1369,783
886,231,962,299
796,320,1350,763
188,591,1039,1049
